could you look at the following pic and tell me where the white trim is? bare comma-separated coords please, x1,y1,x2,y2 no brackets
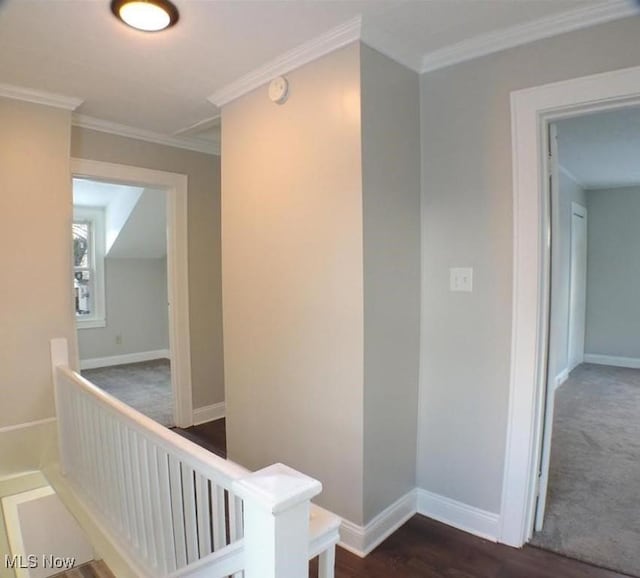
0,83,83,110
0,418,57,435
584,353,640,368
338,490,417,557
76,318,106,329
79,349,170,370
70,159,194,428
174,114,220,137
208,16,361,107
555,368,570,389
192,402,226,425
503,64,640,548
417,489,500,542
72,114,220,156
421,0,637,74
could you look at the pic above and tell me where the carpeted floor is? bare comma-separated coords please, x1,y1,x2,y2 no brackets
81,359,174,427
531,363,640,577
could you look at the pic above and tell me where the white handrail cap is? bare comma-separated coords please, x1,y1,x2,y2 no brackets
233,463,322,514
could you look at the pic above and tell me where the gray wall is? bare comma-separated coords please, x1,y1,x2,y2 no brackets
548,168,586,382
78,258,169,360
71,128,224,409
417,15,640,514
221,43,365,524
0,98,76,428
585,186,640,359
361,45,421,523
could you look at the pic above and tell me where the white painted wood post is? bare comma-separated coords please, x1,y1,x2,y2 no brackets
233,463,322,578
51,338,70,475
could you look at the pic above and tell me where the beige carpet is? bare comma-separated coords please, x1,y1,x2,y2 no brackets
81,359,173,427
531,363,640,577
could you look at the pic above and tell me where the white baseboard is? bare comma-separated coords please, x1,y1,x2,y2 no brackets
338,489,417,557
192,402,226,425
555,368,570,389
80,349,170,370
416,488,500,542
583,353,640,369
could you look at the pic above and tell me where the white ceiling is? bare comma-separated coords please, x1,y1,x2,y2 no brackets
0,0,636,151
557,107,640,190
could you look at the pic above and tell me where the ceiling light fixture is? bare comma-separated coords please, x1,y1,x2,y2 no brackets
111,0,179,32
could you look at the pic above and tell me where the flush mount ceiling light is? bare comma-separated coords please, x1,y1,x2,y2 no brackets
111,0,179,32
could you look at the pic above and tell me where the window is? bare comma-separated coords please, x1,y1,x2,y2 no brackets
73,207,106,329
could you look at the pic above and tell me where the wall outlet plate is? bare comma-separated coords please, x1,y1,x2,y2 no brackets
450,267,473,292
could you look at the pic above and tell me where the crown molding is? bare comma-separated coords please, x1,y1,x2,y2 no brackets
174,114,220,137
0,83,83,110
72,114,220,155
208,16,361,107
421,0,638,74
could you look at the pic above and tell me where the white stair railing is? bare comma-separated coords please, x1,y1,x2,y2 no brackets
50,338,337,578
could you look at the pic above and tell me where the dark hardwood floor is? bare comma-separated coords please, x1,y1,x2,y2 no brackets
51,560,114,578
173,419,631,578
310,515,631,578
172,418,227,458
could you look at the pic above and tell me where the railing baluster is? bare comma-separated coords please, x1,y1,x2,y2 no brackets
157,448,178,574
181,464,199,563
169,455,188,568
138,437,158,568
147,439,167,574
112,421,132,543
212,484,226,551
196,474,212,556
129,429,149,561
229,495,244,542
101,411,118,526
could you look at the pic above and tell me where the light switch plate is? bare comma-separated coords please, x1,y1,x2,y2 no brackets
450,267,473,292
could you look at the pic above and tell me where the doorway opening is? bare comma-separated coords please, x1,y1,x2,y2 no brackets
530,107,640,576
73,177,173,426
501,64,640,552
70,158,193,428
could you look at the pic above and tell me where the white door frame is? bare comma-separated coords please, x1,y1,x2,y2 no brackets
500,64,640,547
70,158,193,428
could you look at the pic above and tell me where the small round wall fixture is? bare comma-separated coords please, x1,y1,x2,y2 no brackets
111,0,179,32
269,76,289,105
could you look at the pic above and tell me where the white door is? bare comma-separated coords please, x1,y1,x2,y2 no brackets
568,203,587,371
534,123,559,532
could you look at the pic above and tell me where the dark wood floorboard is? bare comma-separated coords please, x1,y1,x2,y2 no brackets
51,560,114,578
173,421,630,577
172,417,227,458
310,515,632,578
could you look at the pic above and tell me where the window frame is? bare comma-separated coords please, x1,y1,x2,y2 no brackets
73,206,106,329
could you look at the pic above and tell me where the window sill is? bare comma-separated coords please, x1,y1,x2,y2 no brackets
77,318,106,330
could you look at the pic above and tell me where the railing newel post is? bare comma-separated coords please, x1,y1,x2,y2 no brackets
233,463,322,578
